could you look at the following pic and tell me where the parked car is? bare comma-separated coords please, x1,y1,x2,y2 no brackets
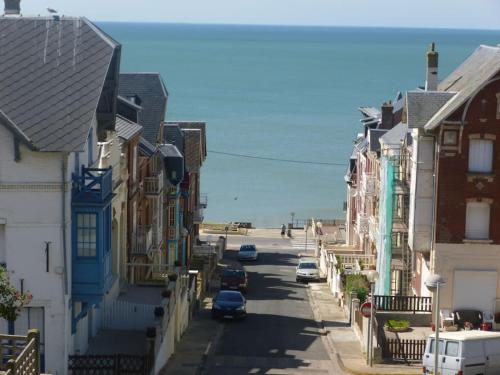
221,268,248,293
296,258,320,282
211,290,247,320
423,331,500,374
238,244,258,261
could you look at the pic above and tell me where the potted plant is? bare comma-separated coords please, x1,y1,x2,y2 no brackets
384,319,411,333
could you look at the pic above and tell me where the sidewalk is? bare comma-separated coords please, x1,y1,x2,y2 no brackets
308,283,421,375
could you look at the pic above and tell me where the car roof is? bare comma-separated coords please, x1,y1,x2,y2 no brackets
299,258,317,263
218,290,243,296
429,331,500,341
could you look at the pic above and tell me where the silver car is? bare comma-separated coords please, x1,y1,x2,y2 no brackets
296,258,320,282
238,244,258,261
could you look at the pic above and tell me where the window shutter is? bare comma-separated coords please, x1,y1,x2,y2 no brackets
465,202,490,240
468,139,493,173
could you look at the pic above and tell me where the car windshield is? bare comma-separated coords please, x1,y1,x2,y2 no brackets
223,270,245,278
218,292,244,302
299,263,317,269
240,245,256,252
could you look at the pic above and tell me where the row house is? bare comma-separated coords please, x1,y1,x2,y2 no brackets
406,44,500,316
0,2,121,372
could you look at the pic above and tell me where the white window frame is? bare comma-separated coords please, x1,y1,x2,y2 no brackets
468,139,493,173
465,201,490,240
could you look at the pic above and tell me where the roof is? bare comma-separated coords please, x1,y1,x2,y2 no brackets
159,144,183,158
368,129,387,152
359,107,381,120
380,122,408,147
0,16,119,151
425,45,500,130
163,123,184,154
182,129,203,172
406,90,455,129
119,73,168,144
429,331,500,341
115,116,142,141
175,122,207,159
139,136,156,157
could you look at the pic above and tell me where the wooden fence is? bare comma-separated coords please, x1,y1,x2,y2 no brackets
68,354,151,375
2,329,40,375
381,338,426,362
374,295,432,313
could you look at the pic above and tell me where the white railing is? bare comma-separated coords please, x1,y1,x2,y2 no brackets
134,225,153,254
199,194,208,208
369,215,379,243
102,299,157,331
339,254,375,266
356,214,369,234
144,170,164,195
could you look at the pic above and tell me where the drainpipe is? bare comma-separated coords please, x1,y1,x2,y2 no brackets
61,153,69,296
429,133,439,274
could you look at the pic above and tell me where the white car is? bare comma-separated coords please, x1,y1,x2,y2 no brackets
237,244,258,261
296,258,320,282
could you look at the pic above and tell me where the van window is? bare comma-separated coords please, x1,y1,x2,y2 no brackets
445,341,459,357
430,339,444,354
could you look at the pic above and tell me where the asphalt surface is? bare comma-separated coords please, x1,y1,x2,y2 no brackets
205,230,344,374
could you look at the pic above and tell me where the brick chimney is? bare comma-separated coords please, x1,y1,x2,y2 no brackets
4,0,20,15
379,101,394,129
425,42,438,91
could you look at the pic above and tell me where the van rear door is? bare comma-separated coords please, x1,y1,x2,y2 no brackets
423,338,444,374
442,340,461,375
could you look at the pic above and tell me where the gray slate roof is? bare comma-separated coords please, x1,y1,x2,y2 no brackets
118,73,168,145
115,116,142,141
0,16,119,151
380,122,408,147
368,129,387,152
406,90,455,129
139,136,156,157
425,45,500,130
159,144,183,158
163,123,184,155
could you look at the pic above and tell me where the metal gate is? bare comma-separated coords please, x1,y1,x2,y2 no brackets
68,354,152,375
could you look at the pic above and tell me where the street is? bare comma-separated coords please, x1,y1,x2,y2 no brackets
205,230,345,374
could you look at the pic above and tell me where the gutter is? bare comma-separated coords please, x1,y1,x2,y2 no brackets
61,153,69,296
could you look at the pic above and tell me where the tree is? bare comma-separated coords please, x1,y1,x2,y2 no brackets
0,268,32,321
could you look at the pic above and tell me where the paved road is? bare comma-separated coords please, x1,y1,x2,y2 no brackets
206,230,344,374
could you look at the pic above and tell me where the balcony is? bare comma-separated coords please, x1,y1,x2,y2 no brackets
193,208,204,224
144,170,164,196
72,167,113,204
199,194,208,208
369,215,379,244
356,214,369,234
133,225,154,255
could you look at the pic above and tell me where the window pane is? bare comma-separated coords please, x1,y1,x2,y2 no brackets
466,202,490,239
469,139,493,173
445,341,459,356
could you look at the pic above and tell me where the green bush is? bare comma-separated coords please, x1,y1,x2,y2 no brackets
345,274,369,303
385,319,410,330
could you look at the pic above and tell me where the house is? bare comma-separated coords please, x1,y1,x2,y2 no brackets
0,2,120,372
407,44,500,315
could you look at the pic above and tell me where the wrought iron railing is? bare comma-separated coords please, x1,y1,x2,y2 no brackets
374,295,432,313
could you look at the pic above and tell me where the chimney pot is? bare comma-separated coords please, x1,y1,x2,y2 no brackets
380,101,394,130
425,42,439,91
4,0,20,15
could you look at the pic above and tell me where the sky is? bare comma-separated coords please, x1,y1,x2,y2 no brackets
21,0,500,30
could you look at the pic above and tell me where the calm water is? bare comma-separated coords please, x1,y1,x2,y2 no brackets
99,23,500,227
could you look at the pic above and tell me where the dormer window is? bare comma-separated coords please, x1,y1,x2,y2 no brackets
443,130,458,146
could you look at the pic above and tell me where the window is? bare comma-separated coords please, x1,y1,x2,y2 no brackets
168,206,175,227
468,139,493,173
445,341,459,357
443,130,458,146
76,213,97,257
429,339,444,354
465,202,490,240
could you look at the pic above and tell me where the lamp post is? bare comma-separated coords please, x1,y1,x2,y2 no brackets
225,225,229,241
366,270,379,367
290,212,295,228
425,274,446,375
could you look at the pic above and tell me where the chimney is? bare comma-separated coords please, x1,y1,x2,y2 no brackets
4,0,20,15
425,42,439,91
380,101,394,129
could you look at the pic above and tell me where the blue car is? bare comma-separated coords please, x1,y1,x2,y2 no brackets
211,290,247,320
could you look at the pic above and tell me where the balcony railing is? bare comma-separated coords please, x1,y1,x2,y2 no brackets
362,173,376,195
199,194,208,208
193,208,204,224
144,170,164,196
133,225,153,255
369,216,379,243
72,167,113,204
356,214,369,234
1,329,40,374
374,295,432,313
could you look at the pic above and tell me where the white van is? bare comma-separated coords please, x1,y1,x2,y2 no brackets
423,331,500,375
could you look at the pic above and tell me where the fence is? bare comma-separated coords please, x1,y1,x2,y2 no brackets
381,339,426,362
68,354,152,375
374,295,432,313
2,330,40,375
102,299,157,331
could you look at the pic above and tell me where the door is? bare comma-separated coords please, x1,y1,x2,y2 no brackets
441,340,461,375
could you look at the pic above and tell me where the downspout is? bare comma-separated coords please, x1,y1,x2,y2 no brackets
61,153,69,296
429,132,439,273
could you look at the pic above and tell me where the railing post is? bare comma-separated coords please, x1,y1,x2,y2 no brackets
27,329,40,374
6,358,15,374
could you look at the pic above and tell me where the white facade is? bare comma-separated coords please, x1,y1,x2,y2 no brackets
0,117,99,374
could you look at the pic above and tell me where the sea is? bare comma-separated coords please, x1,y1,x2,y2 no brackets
99,23,500,228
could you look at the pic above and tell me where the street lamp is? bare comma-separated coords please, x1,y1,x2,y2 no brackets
366,270,379,367
290,212,295,228
425,274,446,375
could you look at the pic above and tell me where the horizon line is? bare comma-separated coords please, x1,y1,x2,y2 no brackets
93,20,500,32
